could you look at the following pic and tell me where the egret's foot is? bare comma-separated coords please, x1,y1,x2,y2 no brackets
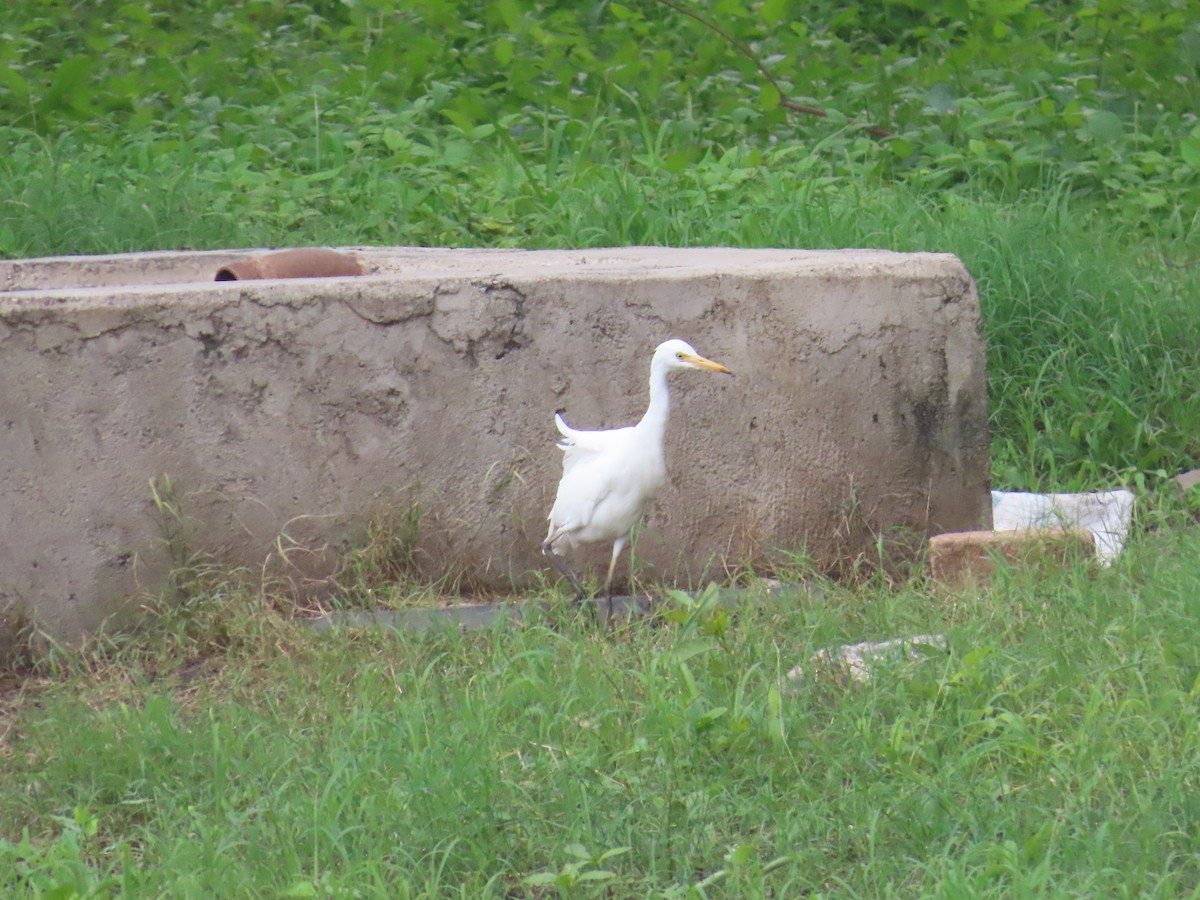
542,542,588,602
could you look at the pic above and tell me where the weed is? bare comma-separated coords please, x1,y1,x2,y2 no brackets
329,503,426,605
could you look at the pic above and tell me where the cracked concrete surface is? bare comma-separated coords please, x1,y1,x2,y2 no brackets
0,247,991,649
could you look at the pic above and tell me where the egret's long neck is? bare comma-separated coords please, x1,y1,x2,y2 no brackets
637,358,671,437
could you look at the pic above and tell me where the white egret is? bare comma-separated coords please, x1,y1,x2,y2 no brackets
541,338,733,616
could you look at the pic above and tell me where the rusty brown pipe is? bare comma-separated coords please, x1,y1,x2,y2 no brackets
215,249,363,281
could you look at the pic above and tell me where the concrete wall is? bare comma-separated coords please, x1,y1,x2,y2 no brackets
0,247,991,645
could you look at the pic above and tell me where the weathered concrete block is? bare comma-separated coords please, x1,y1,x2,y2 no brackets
1,247,991,643
928,529,1095,591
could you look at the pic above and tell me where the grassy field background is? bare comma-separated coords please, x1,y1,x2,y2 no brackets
3,0,1200,895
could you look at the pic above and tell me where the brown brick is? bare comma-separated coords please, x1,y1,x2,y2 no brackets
929,529,1095,591
1174,469,1200,492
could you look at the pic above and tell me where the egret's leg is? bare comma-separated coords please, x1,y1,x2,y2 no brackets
541,541,587,603
602,536,628,622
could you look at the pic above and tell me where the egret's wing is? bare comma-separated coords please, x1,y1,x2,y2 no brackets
547,449,626,537
547,415,639,539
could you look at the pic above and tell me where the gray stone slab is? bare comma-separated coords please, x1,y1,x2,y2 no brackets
303,595,647,634
304,580,810,633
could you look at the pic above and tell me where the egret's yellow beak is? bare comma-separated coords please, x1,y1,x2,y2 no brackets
685,353,733,375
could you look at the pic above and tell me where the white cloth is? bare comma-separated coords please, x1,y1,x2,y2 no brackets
991,490,1135,564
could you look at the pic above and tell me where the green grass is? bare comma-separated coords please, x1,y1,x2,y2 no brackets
4,526,1200,896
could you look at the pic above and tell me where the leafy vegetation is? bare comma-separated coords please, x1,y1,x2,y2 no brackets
4,0,1198,219
3,3,1200,893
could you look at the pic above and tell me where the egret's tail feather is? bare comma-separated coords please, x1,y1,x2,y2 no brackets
554,411,575,436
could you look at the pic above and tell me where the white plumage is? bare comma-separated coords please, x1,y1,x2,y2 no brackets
541,338,733,610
